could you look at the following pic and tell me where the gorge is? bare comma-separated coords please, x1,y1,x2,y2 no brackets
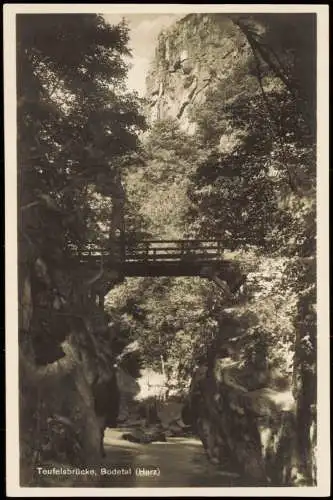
17,12,317,488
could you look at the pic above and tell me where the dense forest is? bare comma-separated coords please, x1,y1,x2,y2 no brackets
17,13,317,487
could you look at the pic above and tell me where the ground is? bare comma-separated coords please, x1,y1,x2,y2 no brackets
99,427,244,487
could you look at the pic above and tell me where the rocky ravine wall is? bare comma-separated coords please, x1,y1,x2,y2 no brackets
146,14,255,133
19,198,122,486
183,356,307,486
180,324,317,486
145,13,314,134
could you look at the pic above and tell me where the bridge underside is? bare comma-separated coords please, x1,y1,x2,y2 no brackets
120,260,233,277
73,240,245,294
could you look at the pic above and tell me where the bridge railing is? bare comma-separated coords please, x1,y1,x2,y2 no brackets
67,239,225,264
124,240,224,262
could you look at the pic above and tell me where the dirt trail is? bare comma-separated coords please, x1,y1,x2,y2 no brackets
100,428,244,487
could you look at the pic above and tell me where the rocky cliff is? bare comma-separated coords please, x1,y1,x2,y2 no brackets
145,13,315,134
146,14,248,132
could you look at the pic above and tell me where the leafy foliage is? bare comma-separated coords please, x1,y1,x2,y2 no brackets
186,87,315,253
125,118,201,239
18,14,146,251
17,14,146,481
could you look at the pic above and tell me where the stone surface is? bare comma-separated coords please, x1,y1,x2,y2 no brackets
145,14,253,132
122,426,167,444
183,357,301,485
157,400,183,428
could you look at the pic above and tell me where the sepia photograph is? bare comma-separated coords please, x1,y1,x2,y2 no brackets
4,3,330,496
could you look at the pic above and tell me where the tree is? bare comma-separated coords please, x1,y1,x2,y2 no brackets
17,14,146,484
125,118,202,239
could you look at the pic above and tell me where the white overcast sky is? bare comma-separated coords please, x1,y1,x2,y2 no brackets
103,14,181,96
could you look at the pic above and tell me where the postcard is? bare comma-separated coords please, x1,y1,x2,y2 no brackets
4,3,330,497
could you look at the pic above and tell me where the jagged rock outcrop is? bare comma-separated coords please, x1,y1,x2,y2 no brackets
19,200,122,486
182,352,315,486
146,14,252,132
146,13,315,134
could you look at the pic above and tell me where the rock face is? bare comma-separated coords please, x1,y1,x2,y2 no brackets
20,331,120,486
146,14,254,132
183,358,307,486
18,202,123,485
145,13,315,134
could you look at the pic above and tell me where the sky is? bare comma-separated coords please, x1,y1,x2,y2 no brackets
103,14,182,96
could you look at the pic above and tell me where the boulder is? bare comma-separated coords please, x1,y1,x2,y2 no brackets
116,367,140,396
157,400,183,428
121,426,167,444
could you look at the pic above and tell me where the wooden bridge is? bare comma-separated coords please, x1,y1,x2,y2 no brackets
123,240,225,277
75,239,246,296
71,179,246,295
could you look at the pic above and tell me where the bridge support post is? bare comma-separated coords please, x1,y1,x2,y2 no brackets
97,293,104,310
108,174,126,267
200,265,233,299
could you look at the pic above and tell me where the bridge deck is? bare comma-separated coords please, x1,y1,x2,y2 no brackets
75,240,225,276
71,240,244,285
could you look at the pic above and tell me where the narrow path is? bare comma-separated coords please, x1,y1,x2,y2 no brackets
99,428,244,487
